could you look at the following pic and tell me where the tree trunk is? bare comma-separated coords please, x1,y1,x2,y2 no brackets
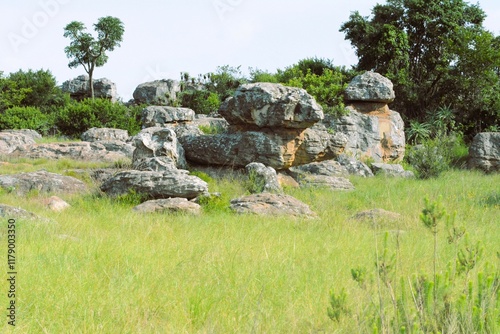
89,69,95,99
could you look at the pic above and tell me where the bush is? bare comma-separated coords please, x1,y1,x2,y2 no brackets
178,89,220,115
55,98,141,137
0,106,53,134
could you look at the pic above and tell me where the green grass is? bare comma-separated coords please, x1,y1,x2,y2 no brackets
0,158,498,333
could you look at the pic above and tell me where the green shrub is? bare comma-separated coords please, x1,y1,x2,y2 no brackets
178,89,220,115
55,98,140,137
0,106,53,134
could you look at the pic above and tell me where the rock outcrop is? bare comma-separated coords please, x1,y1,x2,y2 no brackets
288,160,354,190
100,169,208,200
468,132,500,173
219,83,324,129
61,75,117,102
10,142,132,162
81,128,129,142
336,154,374,177
141,106,195,127
325,72,405,162
0,129,41,155
229,193,317,218
133,79,181,105
132,128,186,170
0,204,43,221
133,198,201,215
0,171,87,195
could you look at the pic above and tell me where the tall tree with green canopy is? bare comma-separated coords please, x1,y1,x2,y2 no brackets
63,16,124,99
340,0,500,135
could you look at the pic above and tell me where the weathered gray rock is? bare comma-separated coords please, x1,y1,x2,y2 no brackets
288,160,349,179
97,141,135,159
81,128,129,142
141,106,195,127
182,127,347,170
133,79,181,105
193,115,229,134
345,72,395,103
0,204,42,220
100,169,208,200
10,142,131,163
0,129,41,155
230,193,317,218
336,154,374,177
352,208,402,222
245,162,282,193
219,83,324,128
61,75,117,101
0,171,87,195
295,174,354,190
324,104,405,162
371,163,414,178
468,132,500,173
132,128,186,170
133,198,201,215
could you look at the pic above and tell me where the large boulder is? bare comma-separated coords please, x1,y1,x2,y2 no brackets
219,83,324,129
288,161,354,190
336,154,374,177
100,169,208,200
181,127,346,170
229,193,317,218
324,103,406,162
0,171,87,195
141,106,195,127
61,75,117,102
81,128,129,142
132,128,186,170
468,132,500,173
0,129,42,155
133,79,181,105
344,71,395,103
10,142,131,162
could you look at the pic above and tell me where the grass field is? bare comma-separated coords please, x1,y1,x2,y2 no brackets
0,158,498,333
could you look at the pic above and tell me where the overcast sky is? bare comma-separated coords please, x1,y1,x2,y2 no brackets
2,0,500,100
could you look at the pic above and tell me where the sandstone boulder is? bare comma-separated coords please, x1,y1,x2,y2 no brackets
181,127,347,170
345,71,395,103
133,198,201,215
133,79,181,105
324,104,405,162
0,129,41,155
141,106,195,127
468,132,500,173
230,193,317,218
100,169,208,200
81,127,129,142
219,83,324,128
0,171,87,195
245,162,282,193
132,128,186,170
61,75,117,101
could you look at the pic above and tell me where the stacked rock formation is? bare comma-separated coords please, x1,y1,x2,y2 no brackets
324,71,406,162
181,83,347,170
61,75,117,102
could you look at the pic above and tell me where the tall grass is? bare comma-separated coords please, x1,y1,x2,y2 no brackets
0,157,498,333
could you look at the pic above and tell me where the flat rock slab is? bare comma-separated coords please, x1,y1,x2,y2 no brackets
81,127,129,142
295,174,355,190
141,106,195,127
100,169,208,200
10,142,131,162
0,171,87,196
352,208,401,222
133,198,201,215
371,163,415,178
230,193,317,218
0,129,41,155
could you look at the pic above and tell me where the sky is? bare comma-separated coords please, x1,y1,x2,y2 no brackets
2,0,500,101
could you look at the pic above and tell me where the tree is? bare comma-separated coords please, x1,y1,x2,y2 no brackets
63,16,124,99
340,0,500,135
